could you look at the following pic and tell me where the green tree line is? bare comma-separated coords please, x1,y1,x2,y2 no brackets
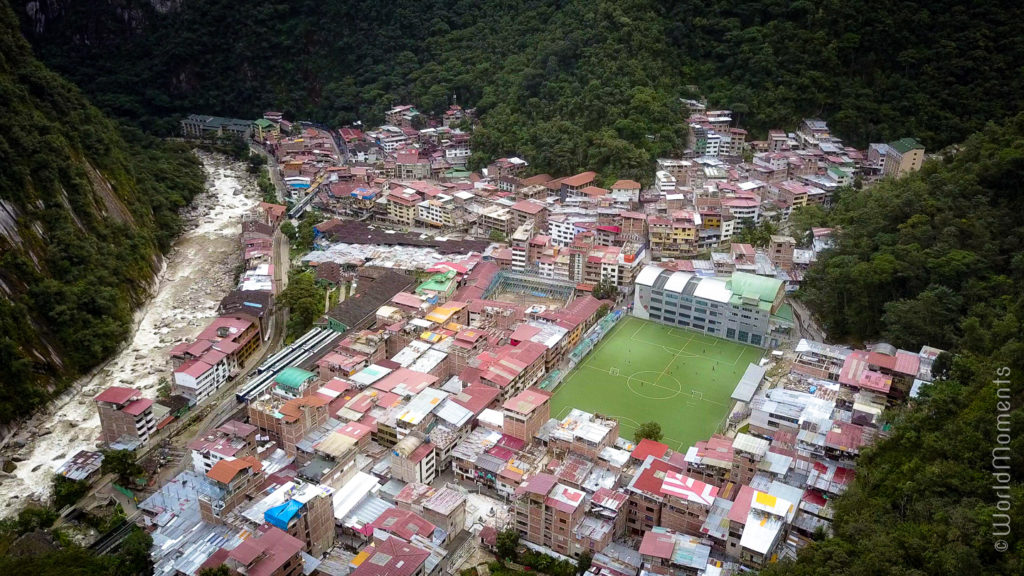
764,115,1024,575
0,2,205,424
15,0,1024,182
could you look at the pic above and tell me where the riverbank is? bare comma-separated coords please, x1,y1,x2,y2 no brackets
0,152,258,518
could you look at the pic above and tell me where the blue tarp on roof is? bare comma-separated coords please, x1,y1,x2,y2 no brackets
265,499,303,530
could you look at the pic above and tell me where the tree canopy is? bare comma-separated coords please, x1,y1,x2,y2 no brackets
0,1,205,424
633,421,663,443
800,114,1024,352
768,114,1024,576
15,0,1024,183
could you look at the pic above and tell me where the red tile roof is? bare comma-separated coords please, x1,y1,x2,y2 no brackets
825,423,866,453
409,442,434,463
802,489,827,507
95,386,139,405
227,526,303,576
352,537,430,576
865,350,897,371
511,199,546,214
122,398,153,417
591,487,628,511
561,171,597,188
370,507,436,541
639,531,674,558
516,473,557,496
893,350,921,376
629,455,684,497
727,484,757,524
207,456,262,485
502,388,551,415
612,179,641,189
372,368,438,395
451,384,501,415
175,358,214,379
631,438,669,462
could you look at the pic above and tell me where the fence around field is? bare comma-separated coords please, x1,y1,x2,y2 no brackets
538,309,623,392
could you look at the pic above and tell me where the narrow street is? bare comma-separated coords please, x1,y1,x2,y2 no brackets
789,297,827,342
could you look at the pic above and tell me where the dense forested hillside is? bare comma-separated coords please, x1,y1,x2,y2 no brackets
5,0,1024,572
14,0,1024,180
765,115,1024,575
0,2,204,424
800,115,1024,352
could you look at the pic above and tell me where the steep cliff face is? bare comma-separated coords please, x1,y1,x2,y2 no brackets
0,1,204,424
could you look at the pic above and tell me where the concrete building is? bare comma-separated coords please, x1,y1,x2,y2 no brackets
769,235,796,270
200,456,265,523
188,420,258,474
94,386,156,449
171,347,231,404
180,114,252,139
633,266,788,347
417,194,457,227
477,341,548,401
264,483,336,557
391,433,438,484
547,408,619,460
248,394,330,455
388,188,423,227
219,526,305,576
395,483,468,545
501,388,551,442
882,138,925,177
514,473,588,557
652,471,719,536
349,537,430,576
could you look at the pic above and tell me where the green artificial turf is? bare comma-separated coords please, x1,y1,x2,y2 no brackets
549,315,764,451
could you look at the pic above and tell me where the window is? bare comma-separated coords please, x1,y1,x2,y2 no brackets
726,328,736,339
738,331,748,342
750,334,762,346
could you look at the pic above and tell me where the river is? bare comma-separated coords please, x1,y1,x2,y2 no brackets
0,152,258,518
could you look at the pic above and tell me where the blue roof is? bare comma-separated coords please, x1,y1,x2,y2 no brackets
265,499,303,530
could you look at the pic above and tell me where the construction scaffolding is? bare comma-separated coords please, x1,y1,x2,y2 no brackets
482,270,576,305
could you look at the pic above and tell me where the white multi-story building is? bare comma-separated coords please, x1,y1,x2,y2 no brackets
374,125,410,152
547,214,595,247
173,354,231,403
444,141,472,167
722,197,760,228
416,194,456,227
655,170,677,195
633,266,789,348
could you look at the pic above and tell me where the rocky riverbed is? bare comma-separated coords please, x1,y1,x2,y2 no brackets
0,152,259,518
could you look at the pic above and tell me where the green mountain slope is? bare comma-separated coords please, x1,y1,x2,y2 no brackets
0,2,204,424
767,115,1024,575
14,0,1024,180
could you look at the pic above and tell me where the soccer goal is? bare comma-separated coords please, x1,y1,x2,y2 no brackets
609,367,620,376
691,390,704,400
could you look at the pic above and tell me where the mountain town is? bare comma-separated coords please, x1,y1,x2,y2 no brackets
0,2,1020,576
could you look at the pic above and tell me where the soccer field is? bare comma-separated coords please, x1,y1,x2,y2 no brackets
549,315,765,451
